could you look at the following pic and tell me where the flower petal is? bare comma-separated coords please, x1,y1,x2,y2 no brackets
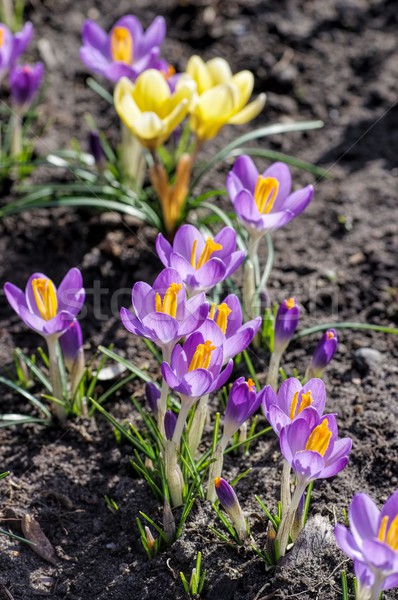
334,524,363,561
349,493,380,546
263,161,292,207
155,232,173,267
57,268,85,316
4,282,27,317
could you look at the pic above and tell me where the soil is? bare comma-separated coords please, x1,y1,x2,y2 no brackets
1,0,398,599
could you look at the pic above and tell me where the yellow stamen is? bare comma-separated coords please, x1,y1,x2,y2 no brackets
215,303,232,334
254,176,279,214
326,330,335,340
247,378,255,392
209,302,217,320
162,64,176,80
188,340,216,371
305,419,332,457
0,28,4,47
378,515,398,551
285,297,296,310
155,283,183,318
289,391,299,420
111,26,133,64
214,477,221,487
298,391,313,414
194,238,223,270
32,278,58,321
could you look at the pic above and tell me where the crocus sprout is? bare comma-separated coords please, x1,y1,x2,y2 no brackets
276,411,352,557
335,491,398,600
4,268,85,422
0,21,33,81
266,298,300,390
186,56,266,143
214,477,248,543
80,15,166,82
207,377,261,502
88,130,106,170
145,382,160,417
164,410,177,441
304,329,338,381
9,63,44,112
156,225,245,296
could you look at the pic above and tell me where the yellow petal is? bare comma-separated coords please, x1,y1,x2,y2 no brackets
114,77,142,129
206,57,233,85
163,98,189,140
228,93,266,124
133,69,170,116
197,83,238,121
172,74,197,111
231,70,255,108
186,55,213,95
132,112,166,148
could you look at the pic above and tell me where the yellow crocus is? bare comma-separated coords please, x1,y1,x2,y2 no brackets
186,56,266,142
114,70,196,151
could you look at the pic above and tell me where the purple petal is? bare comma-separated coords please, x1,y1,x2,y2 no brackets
268,405,291,435
25,272,50,316
169,252,194,281
319,455,350,479
334,524,363,561
383,573,398,591
57,268,85,316
197,318,226,347
155,232,173,267
280,418,311,463
161,361,182,390
285,185,314,213
141,313,179,345
277,378,303,416
229,155,259,196
260,385,278,417
213,227,237,259
4,282,27,317
208,359,233,393
233,189,262,227
132,281,153,319
179,297,209,337
173,224,204,262
223,328,254,362
350,493,380,546
186,259,226,293
82,20,109,55
354,561,375,588
42,311,73,336
153,267,182,292
292,450,325,484
361,539,396,572
224,250,246,279
223,294,243,335
301,378,326,415
18,305,45,334
179,369,213,398
380,490,398,525
120,307,148,337
182,331,205,365
139,16,166,57
263,161,292,209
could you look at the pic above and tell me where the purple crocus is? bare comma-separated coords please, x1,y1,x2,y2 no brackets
156,225,246,295
260,377,326,436
226,156,314,234
280,411,352,489
4,268,85,338
0,22,33,81
305,329,338,380
208,294,261,363
120,268,209,356
223,377,262,441
145,381,160,416
274,297,300,355
335,491,398,600
164,410,177,440
10,62,44,111
80,15,166,83
161,321,233,402
59,319,83,372
214,477,248,542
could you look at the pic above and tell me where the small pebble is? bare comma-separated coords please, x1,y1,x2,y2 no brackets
353,347,383,375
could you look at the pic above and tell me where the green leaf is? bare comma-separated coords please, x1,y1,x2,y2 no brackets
87,77,114,104
0,375,51,419
98,346,152,382
229,147,330,178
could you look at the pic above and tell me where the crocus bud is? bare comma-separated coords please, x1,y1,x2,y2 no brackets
214,477,248,542
88,130,106,169
223,377,261,443
145,382,160,417
59,319,83,373
10,63,44,112
144,526,156,555
274,297,300,355
305,329,338,380
164,410,177,441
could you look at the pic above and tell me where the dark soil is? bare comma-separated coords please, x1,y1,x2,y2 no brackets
1,0,398,599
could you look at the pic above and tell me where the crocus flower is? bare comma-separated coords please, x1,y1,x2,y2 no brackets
274,297,300,355
156,225,245,295
145,382,160,416
186,56,266,142
260,377,326,436
88,130,106,168
80,15,166,83
335,491,398,600
208,294,261,363
226,156,314,234
214,477,248,542
10,63,44,112
114,70,195,150
161,322,233,401
305,329,338,380
164,410,177,440
0,22,33,81
120,268,209,356
280,411,352,489
59,319,83,373
4,268,85,338
222,377,262,442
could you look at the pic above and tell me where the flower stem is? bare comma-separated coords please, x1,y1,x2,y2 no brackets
276,481,307,558
256,233,274,296
280,459,292,512
10,112,22,158
267,350,282,390
187,394,208,457
46,336,67,423
172,398,193,449
206,441,226,503
369,575,384,600
120,123,145,190
157,346,172,440
164,439,184,507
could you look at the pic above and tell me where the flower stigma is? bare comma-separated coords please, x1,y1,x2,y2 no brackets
305,418,332,456
188,340,216,371
190,238,223,269
32,278,58,321
254,176,279,214
155,283,183,318
111,26,133,64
